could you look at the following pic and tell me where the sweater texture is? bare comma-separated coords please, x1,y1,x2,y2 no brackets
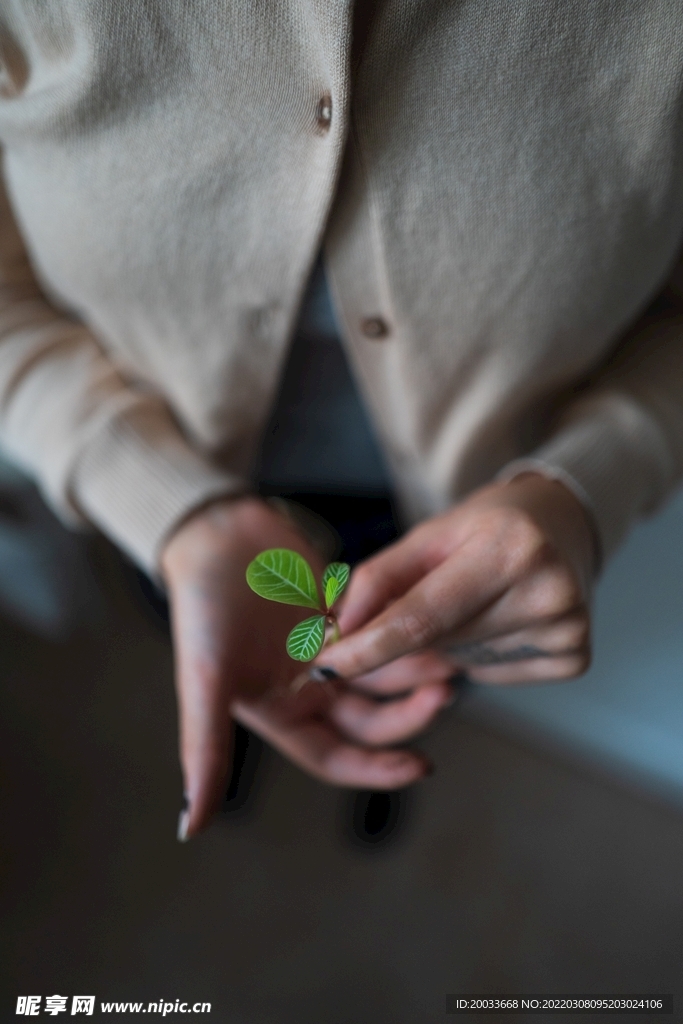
0,0,681,571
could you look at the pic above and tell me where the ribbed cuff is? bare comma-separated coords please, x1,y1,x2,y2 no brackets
71,400,248,575
498,392,678,567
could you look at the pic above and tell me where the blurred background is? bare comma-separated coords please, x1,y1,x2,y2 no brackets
1,456,683,1022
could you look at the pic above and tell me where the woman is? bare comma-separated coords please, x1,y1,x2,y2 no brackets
0,1,681,839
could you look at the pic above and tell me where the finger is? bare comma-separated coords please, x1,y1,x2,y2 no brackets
320,536,508,679
169,587,235,841
347,650,455,696
465,649,591,685
443,610,590,666
439,561,584,647
337,526,442,634
329,680,452,746
232,692,432,789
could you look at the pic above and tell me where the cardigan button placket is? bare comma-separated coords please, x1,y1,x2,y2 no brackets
360,316,390,339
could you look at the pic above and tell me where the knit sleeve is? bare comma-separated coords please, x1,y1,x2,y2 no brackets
0,166,245,574
499,251,683,570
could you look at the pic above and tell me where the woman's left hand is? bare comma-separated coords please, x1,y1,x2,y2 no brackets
314,473,596,688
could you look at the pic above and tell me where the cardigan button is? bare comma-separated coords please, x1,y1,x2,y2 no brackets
316,93,332,131
360,316,390,339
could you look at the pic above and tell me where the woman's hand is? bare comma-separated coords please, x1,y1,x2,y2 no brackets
160,497,443,840
314,474,596,686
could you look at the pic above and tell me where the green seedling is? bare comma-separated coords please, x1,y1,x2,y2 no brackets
246,548,350,662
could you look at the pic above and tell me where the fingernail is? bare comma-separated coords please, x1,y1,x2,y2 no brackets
309,666,340,682
445,671,471,707
177,795,190,843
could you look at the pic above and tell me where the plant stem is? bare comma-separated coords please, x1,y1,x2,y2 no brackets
324,613,340,646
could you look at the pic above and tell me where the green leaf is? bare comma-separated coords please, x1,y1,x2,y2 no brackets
322,562,350,610
286,614,326,661
246,549,320,609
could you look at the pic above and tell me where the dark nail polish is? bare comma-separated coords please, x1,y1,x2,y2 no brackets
449,670,471,687
309,666,340,682
445,671,471,706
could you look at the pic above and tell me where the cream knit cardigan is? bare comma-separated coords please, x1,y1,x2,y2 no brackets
0,0,681,573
